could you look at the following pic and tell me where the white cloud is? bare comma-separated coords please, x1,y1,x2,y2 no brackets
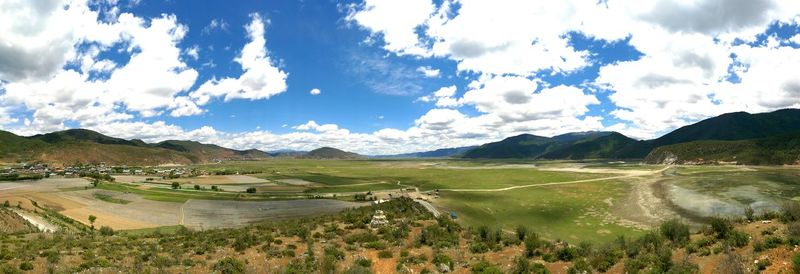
309,88,321,95
416,66,440,78
185,45,199,60
346,0,435,56
190,14,288,105
202,18,229,35
417,85,459,108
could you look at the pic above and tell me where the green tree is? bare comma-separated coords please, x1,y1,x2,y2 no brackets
246,187,256,193
88,215,97,230
171,182,180,189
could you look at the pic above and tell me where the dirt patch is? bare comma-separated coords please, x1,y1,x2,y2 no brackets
0,208,34,233
613,177,680,229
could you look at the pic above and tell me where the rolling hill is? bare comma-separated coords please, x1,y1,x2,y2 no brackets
302,147,362,159
464,109,800,161
644,131,800,165
462,132,634,159
616,109,800,158
0,129,269,166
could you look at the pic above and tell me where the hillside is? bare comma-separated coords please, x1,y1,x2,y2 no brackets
0,129,269,166
303,147,361,159
463,134,557,158
540,132,637,160
617,109,800,158
462,132,634,159
154,140,270,162
644,131,800,165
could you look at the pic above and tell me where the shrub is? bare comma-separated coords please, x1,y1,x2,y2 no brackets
246,187,256,193
523,234,542,258
566,259,591,274
787,222,800,241
725,230,749,248
471,260,503,274
378,250,393,259
589,246,622,272
744,206,755,221
556,246,578,262
667,258,699,274
214,257,245,274
194,185,200,190
516,225,528,241
18,262,33,271
354,257,372,268
792,253,800,274
99,226,114,236
660,219,690,246
781,201,800,223
171,182,180,189
709,217,732,239
432,253,453,270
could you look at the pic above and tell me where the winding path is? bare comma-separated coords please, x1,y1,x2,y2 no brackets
439,166,671,192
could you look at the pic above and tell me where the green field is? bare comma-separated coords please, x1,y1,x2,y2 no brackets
90,159,800,243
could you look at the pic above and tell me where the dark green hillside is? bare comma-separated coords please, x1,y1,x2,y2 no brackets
303,147,361,159
618,109,800,158
645,131,800,165
0,130,47,161
462,134,556,158
541,132,637,160
29,128,140,146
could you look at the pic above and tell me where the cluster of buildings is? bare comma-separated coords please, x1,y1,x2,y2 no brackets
1,163,199,178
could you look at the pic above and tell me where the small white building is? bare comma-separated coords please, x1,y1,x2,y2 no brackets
370,210,389,228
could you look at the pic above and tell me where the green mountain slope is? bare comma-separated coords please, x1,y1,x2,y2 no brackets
541,132,637,160
644,132,800,165
462,134,557,158
303,147,361,159
617,109,800,158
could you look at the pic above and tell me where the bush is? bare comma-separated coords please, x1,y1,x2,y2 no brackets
725,230,749,248
354,257,372,268
171,182,180,189
709,217,732,239
566,259,591,274
516,225,528,241
792,253,800,274
660,219,690,246
556,246,578,262
214,257,245,274
471,260,503,274
378,250,393,259
781,201,800,223
194,185,200,190
98,226,114,236
246,187,256,193
744,206,755,221
18,262,33,271
432,253,453,270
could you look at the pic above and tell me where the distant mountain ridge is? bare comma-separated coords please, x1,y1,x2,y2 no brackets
461,109,800,165
0,129,269,166
374,146,478,158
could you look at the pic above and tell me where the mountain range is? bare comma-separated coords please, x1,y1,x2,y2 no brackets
461,109,800,165
2,109,800,166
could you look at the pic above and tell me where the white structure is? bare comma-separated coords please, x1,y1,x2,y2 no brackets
370,210,389,228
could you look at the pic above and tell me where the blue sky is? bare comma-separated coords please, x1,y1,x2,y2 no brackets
1,0,800,154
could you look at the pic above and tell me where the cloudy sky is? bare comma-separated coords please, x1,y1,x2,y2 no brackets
1,0,800,155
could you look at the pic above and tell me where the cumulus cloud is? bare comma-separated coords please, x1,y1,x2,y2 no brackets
309,88,321,95
190,14,288,105
416,66,440,78
347,0,800,139
202,18,229,35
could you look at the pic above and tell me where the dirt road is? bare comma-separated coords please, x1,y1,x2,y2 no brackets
440,166,671,192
